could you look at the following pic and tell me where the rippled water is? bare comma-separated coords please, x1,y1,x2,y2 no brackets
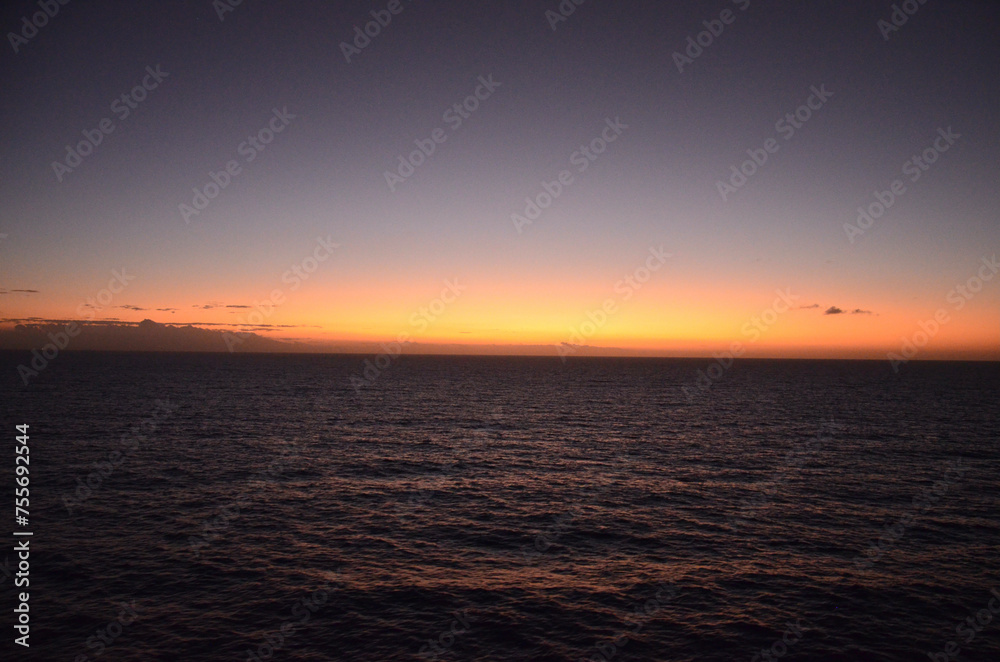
2,353,998,661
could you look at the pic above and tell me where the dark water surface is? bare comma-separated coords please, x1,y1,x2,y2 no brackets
1,352,998,661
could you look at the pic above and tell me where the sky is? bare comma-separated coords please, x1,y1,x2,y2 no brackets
1,0,998,360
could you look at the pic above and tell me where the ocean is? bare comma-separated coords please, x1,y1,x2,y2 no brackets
1,352,998,661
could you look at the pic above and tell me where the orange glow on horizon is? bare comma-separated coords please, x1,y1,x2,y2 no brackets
3,270,997,360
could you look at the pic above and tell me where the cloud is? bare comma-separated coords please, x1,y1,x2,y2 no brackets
156,308,177,312
119,305,147,311
229,323,301,329
0,289,39,295
825,306,875,316
195,302,251,310
1,317,311,330
800,304,820,309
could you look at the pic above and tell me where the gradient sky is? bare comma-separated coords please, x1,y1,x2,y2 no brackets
1,0,998,359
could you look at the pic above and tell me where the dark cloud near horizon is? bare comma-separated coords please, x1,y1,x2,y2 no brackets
194,303,251,310
119,305,181,312
1,317,309,330
825,306,874,316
